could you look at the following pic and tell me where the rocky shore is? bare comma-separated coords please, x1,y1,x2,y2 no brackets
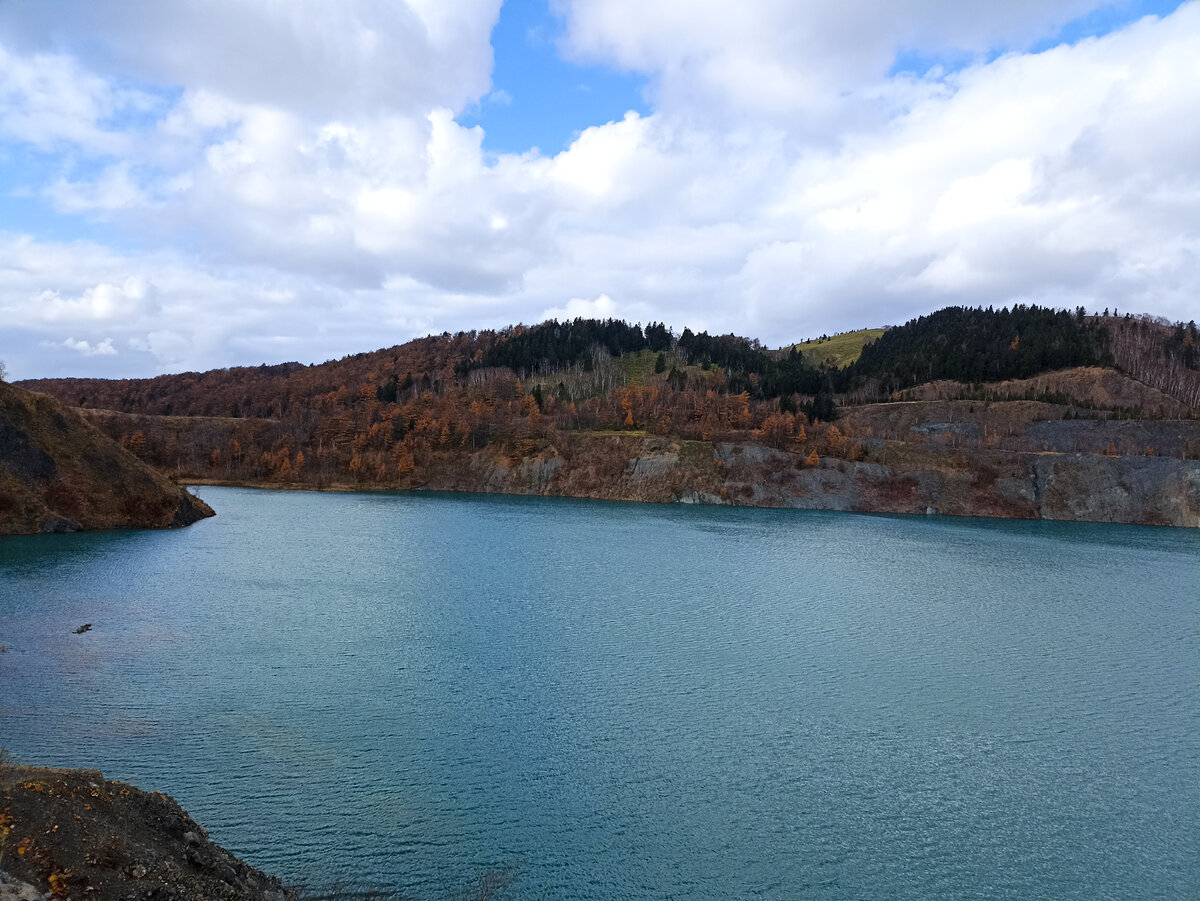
181,432,1200,528
0,765,294,901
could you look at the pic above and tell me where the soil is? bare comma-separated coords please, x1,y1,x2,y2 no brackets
0,766,296,901
0,382,214,535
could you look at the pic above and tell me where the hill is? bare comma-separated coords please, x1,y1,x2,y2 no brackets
836,305,1111,399
792,328,886,368
0,381,213,535
14,306,1200,527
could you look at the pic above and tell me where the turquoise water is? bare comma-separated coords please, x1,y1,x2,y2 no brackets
1,487,1198,900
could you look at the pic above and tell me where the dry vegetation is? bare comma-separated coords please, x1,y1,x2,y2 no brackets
0,381,212,534
10,309,1200,527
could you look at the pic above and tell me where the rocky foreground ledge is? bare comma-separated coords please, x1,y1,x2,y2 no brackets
0,766,295,901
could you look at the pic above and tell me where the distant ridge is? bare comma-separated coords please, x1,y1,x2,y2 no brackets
12,306,1200,527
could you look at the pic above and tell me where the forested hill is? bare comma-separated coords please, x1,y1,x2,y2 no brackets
830,305,1199,408
20,318,840,423
19,306,1200,420
19,332,484,420
17,305,1200,431
835,305,1111,396
10,305,1199,505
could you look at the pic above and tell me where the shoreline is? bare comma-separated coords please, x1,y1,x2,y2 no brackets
176,437,1200,529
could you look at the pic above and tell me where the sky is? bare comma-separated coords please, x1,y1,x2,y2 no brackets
0,0,1197,379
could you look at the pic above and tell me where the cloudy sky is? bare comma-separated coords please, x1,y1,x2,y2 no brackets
1,0,1196,378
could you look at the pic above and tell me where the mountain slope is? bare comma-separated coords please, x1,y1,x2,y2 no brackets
792,328,886,368
11,307,1199,527
0,381,213,535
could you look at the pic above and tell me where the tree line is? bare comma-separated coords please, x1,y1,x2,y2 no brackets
837,305,1111,398
18,305,1199,490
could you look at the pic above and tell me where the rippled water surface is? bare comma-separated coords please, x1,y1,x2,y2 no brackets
2,488,1199,900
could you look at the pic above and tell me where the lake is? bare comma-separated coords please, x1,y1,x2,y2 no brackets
1,487,1198,900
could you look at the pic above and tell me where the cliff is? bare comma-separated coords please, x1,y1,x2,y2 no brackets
398,433,1200,528
20,353,1200,528
0,764,294,901
172,428,1200,528
0,382,213,536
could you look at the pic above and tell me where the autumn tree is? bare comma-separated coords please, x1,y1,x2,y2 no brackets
393,442,416,475
121,431,147,457
754,411,795,448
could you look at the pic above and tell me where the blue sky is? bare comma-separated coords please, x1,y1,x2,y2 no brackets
1,0,1198,378
894,0,1185,75
459,0,648,155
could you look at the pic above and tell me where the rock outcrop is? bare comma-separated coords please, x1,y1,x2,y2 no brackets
387,433,1200,528
0,382,213,535
0,765,294,901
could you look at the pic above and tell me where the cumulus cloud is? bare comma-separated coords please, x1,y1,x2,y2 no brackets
0,0,1198,378
46,164,150,214
0,45,149,153
541,293,655,324
57,337,118,356
555,0,1108,124
0,0,503,119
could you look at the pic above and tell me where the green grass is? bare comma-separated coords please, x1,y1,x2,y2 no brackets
791,328,886,368
615,348,678,385
525,348,710,399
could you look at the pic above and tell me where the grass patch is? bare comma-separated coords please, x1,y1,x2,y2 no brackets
615,349,677,385
792,328,886,368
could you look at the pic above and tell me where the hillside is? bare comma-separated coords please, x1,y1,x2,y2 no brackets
792,328,886,368
890,366,1191,417
0,381,213,535
15,306,1200,527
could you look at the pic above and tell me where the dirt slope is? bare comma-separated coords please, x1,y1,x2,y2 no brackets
0,382,213,535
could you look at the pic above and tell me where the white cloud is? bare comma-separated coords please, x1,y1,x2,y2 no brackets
557,0,1106,101
1,1,1200,378
0,45,145,153
0,0,503,120
57,337,118,356
31,274,159,323
46,164,150,214
540,293,654,324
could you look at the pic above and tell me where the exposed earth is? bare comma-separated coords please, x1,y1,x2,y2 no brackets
0,382,213,536
0,765,295,901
